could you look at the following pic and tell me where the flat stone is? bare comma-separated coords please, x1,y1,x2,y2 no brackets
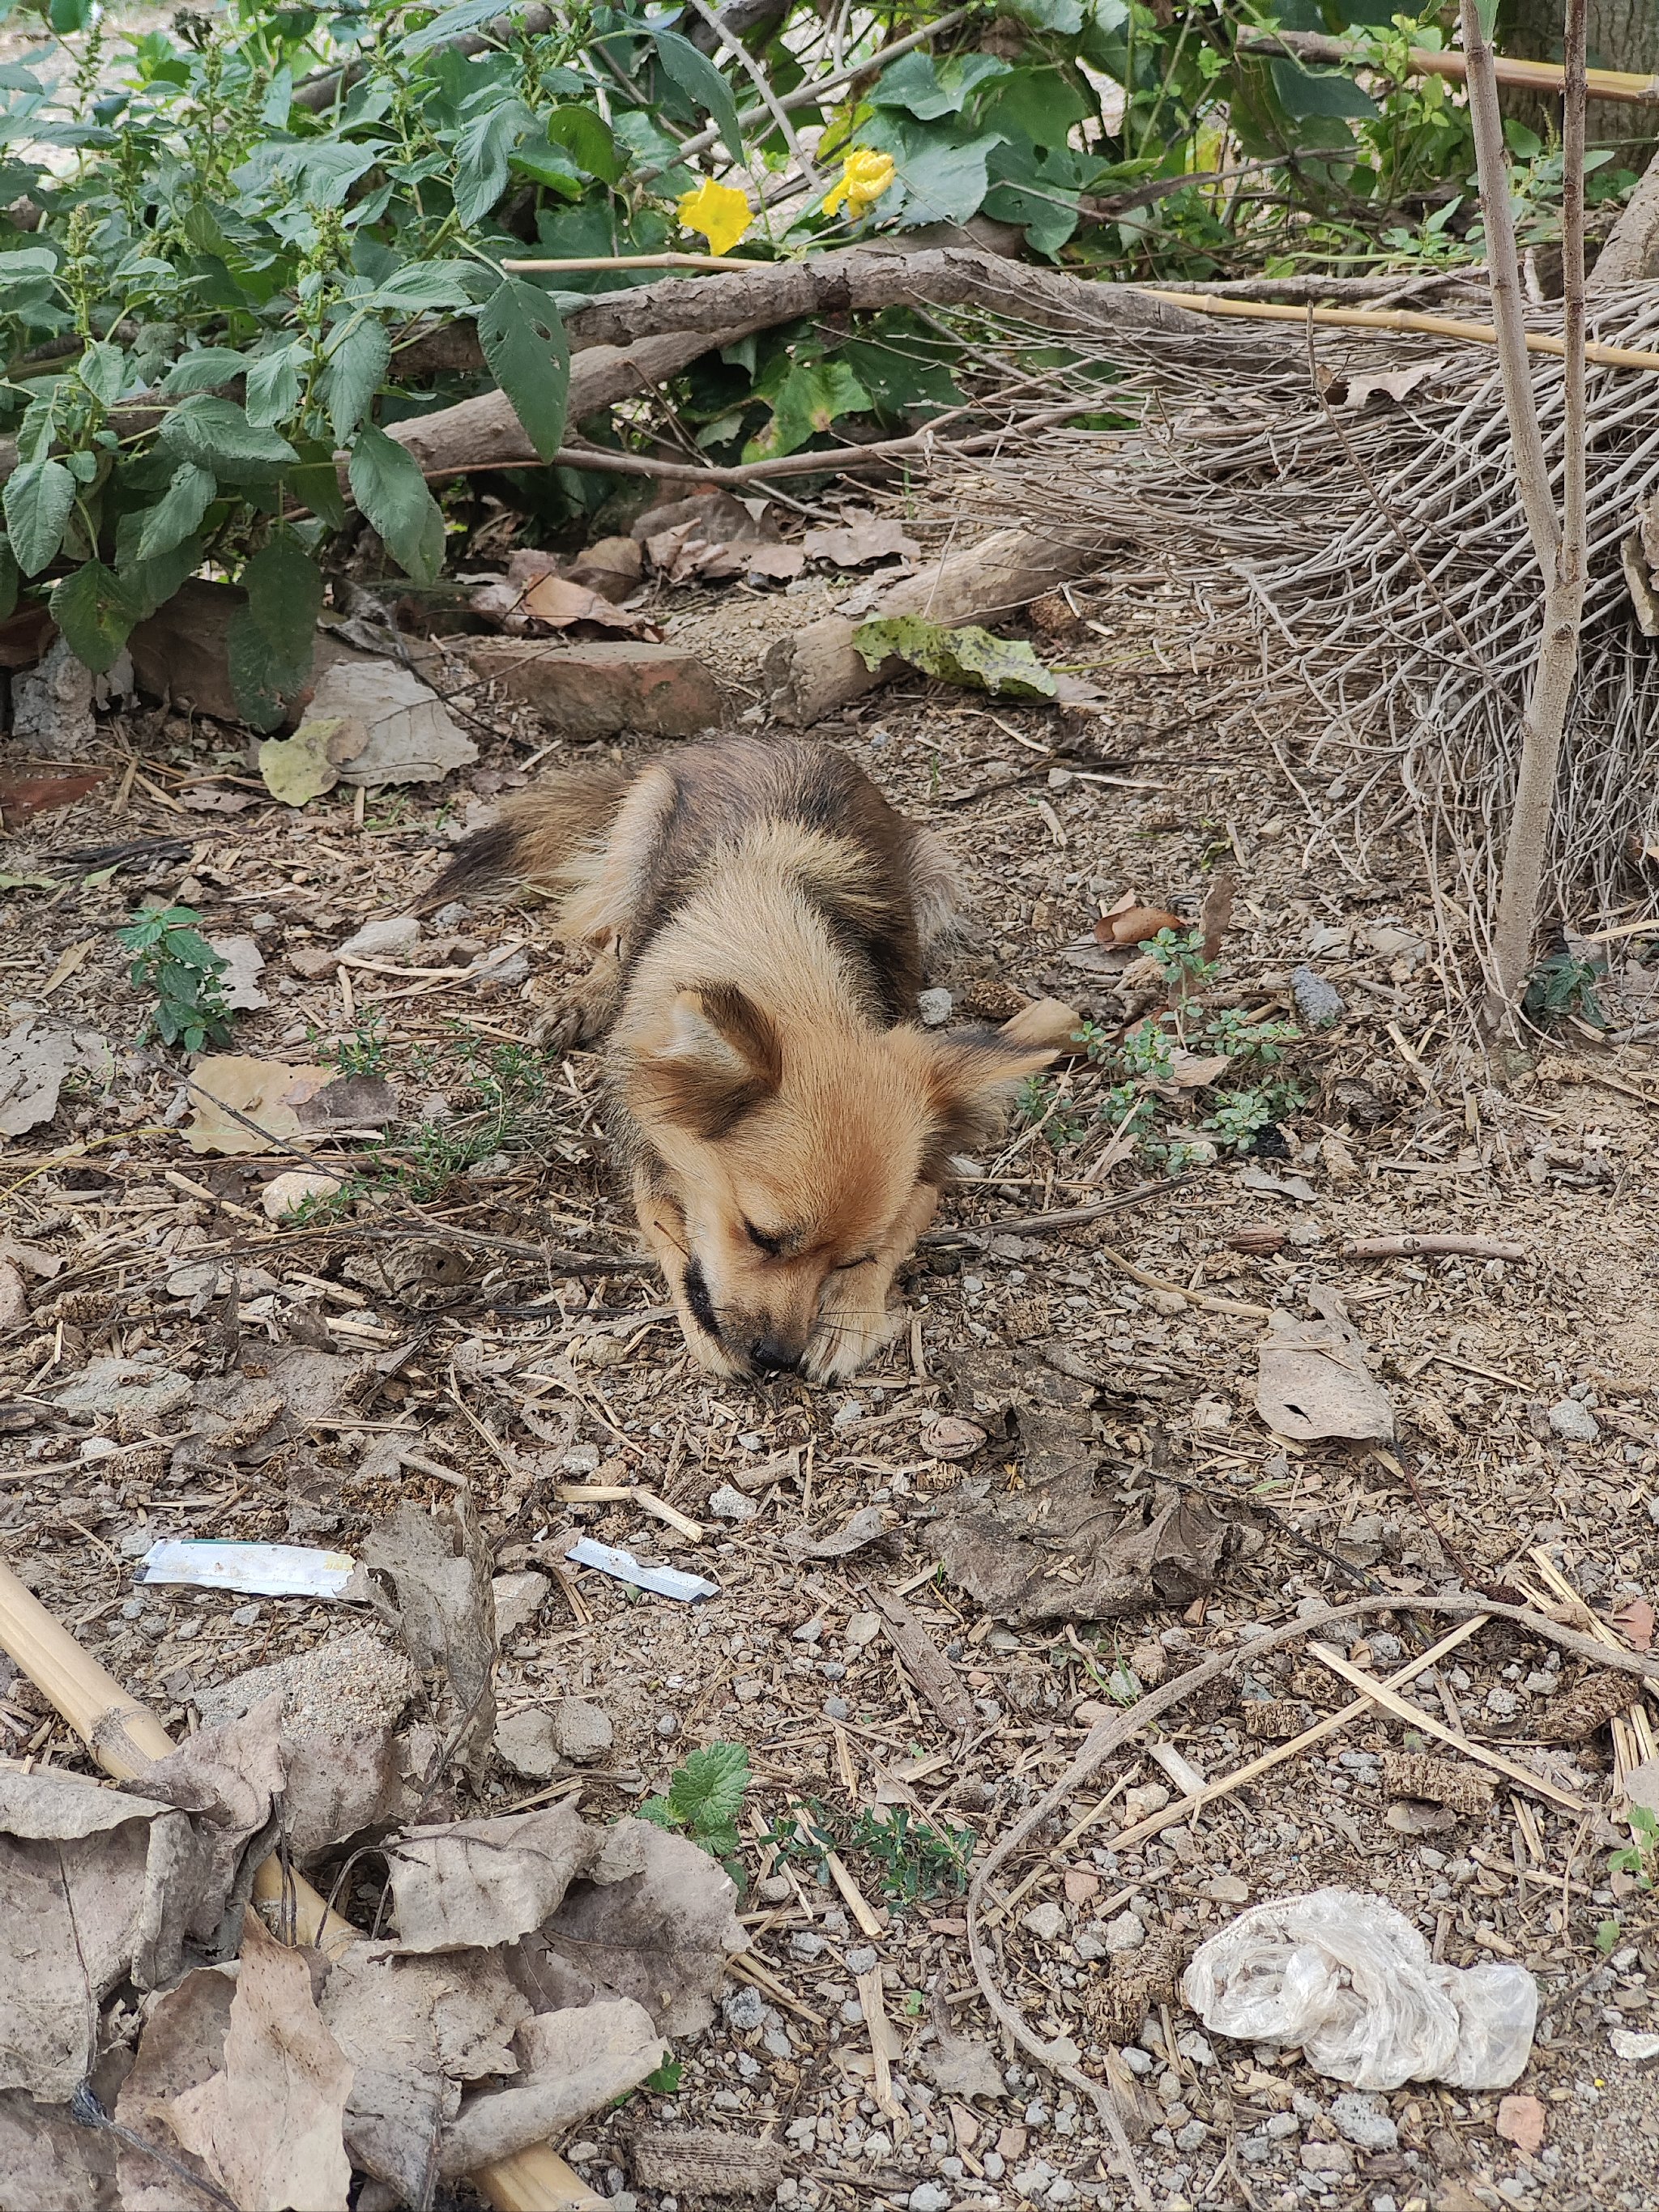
337,916,421,963
491,1569,551,1641
467,637,723,741
1300,2141,1354,2175
1021,1902,1067,1943
1548,1398,1600,1443
494,1707,563,1780
918,987,953,1027
550,1698,612,1763
55,1357,194,1426
1102,1910,1146,1955
1329,2092,1398,2152
708,1484,757,1523
1290,965,1346,1028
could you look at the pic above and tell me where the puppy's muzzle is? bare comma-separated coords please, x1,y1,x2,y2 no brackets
745,1332,804,1381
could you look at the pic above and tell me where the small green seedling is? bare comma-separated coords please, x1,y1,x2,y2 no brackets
642,2056,684,2095
1610,1804,1659,1890
1597,1916,1623,1954
116,904,232,1054
641,1741,750,1877
1523,946,1607,1029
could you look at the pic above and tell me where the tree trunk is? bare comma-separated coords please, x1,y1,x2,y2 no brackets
1497,0,1659,158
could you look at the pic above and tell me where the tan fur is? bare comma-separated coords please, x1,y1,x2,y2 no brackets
425,739,1076,1384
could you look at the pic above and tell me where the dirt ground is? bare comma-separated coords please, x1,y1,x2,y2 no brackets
3,548,1659,2212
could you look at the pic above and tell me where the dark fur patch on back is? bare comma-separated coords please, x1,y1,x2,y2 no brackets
416,822,517,914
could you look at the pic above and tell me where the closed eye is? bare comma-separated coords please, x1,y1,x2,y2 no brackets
742,1218,787,1256
831,1253,876,1272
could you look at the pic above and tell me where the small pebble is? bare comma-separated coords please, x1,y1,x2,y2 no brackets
1329,2091,1398,2153
721,1988,766,2034
790,1932,826,1962
1021,1902,1067,1943
825,1696,851,1721
1548,1398,1600,1443
1290,964,1346,1028
707,1484,757,1523
917,988,953,1028
654,1712,680,1738
1102,1910,1146,1954
839,1997,865,2025
845,1945,877,1975
907,2187,951,2212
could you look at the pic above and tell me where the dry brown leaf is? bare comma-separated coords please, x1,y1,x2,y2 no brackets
803,516,919,568
113,1966,237,2212
385,1802,642,1954
168,1913,352,2212
1495,2091,1546,2155
1342,361,1436,410
321,1945,527,2198
285,1071,398,1135
0,1768,186,2099
0,2089,118,2211
924,2031,1004,2099
1095,904,1182,947
185,1058,331,1157
1615,1597,1655,1652
129,1698,288,1953
361,1496,497,1779
567,535,644,602
744,543,808,582
1199,864,1235,964
519,573,655,636
1256,1306,1395,1443
439,2001,663,2175
510,1820,748,2035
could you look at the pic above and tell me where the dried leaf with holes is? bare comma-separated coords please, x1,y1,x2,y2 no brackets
184,1056,332,1156
803,516,919,569
1255,1304,1395,1443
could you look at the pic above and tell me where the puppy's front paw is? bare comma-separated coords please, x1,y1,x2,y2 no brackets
805,1297,902,1383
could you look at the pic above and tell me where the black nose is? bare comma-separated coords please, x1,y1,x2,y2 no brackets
748,1335,802,1379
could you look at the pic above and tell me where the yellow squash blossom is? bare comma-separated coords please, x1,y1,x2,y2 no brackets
676,177,753,256
822,148,895,221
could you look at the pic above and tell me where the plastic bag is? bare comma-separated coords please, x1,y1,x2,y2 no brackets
1182,1886,1537,2092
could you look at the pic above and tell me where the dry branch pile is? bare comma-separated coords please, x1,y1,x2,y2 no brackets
940,284,1659,951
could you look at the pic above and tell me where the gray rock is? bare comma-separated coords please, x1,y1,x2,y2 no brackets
1174,2121,1208,2153
1265,2113,1300,2141
335,915,421,963
56,1357,194,1426
1120,2048,1154,2076
908,2187,952,2212
722,1986,766,2034
1291,965,1346,1028
708,1483,757,1523
491,1569,550,1642
551,1698,613,1763
1329,2092,1398,2153
918,988,953,1028
845,1945,877,1975
1102,1910,1146,1954
1022,1902,1067,1943
654,1711,680,1738
757,1874,791,1904
790,1931,826,1962
1548,1398,1600,1443
494,1707,563,1780
825,1697,851,1721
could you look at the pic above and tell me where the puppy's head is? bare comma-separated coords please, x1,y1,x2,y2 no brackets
630,985,1055,1382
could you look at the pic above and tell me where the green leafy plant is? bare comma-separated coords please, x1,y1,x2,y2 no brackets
116,903,232,1053
642,1741,750,1873
1596,1916,1623,1953
642,2056,684,2095
1610,1804,1659,1890
771,1798,975,1906
1523,946,1608,1029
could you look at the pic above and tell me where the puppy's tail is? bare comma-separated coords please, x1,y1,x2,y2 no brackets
417,762,634,914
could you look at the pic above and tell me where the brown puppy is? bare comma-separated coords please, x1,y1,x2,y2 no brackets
430,737,1075,1383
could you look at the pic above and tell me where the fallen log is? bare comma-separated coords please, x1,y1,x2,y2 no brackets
763,520,1115,726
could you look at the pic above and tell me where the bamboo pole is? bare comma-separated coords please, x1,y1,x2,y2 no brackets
0,1558,600,2212
1237,27,1659,106
1136,288,1659,375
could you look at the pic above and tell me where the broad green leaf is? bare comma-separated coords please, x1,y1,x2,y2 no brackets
546,103,623,185
50,560,140,675
1269,57,1379,121
3,456,75,576
226,536,323,730
1004,0,1085,28
453,97,535,228
476,278,569,463
160,397,298,472
977,66,1094,148
348,425,445,584
743,358,870,462
510,132,586,197
399,0,504,56
290,439,348,531
667,1742,749,1831
76,341,126,407
245,343,304,428
653,28,744,166
161,349,248,397
319,318,390,444
853,615,1056,699
872,51,1008,121
135,462,216,561
48,0,95,32
363,260,480,312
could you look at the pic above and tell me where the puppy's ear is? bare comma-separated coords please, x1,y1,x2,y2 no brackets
634,984,783,1138
915,1028,1062,1178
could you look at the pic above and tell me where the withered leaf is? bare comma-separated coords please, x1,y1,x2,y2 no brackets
439,2001,664,2176
385,1802,644,1954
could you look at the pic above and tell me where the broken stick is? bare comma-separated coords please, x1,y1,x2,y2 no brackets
1305,1640,1589,1813
1341,1234,1526,1260
864,1582,976,1734
0,1558,600,2212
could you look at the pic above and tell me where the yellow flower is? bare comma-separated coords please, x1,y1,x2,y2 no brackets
676,177,753,256
822,148,896,221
